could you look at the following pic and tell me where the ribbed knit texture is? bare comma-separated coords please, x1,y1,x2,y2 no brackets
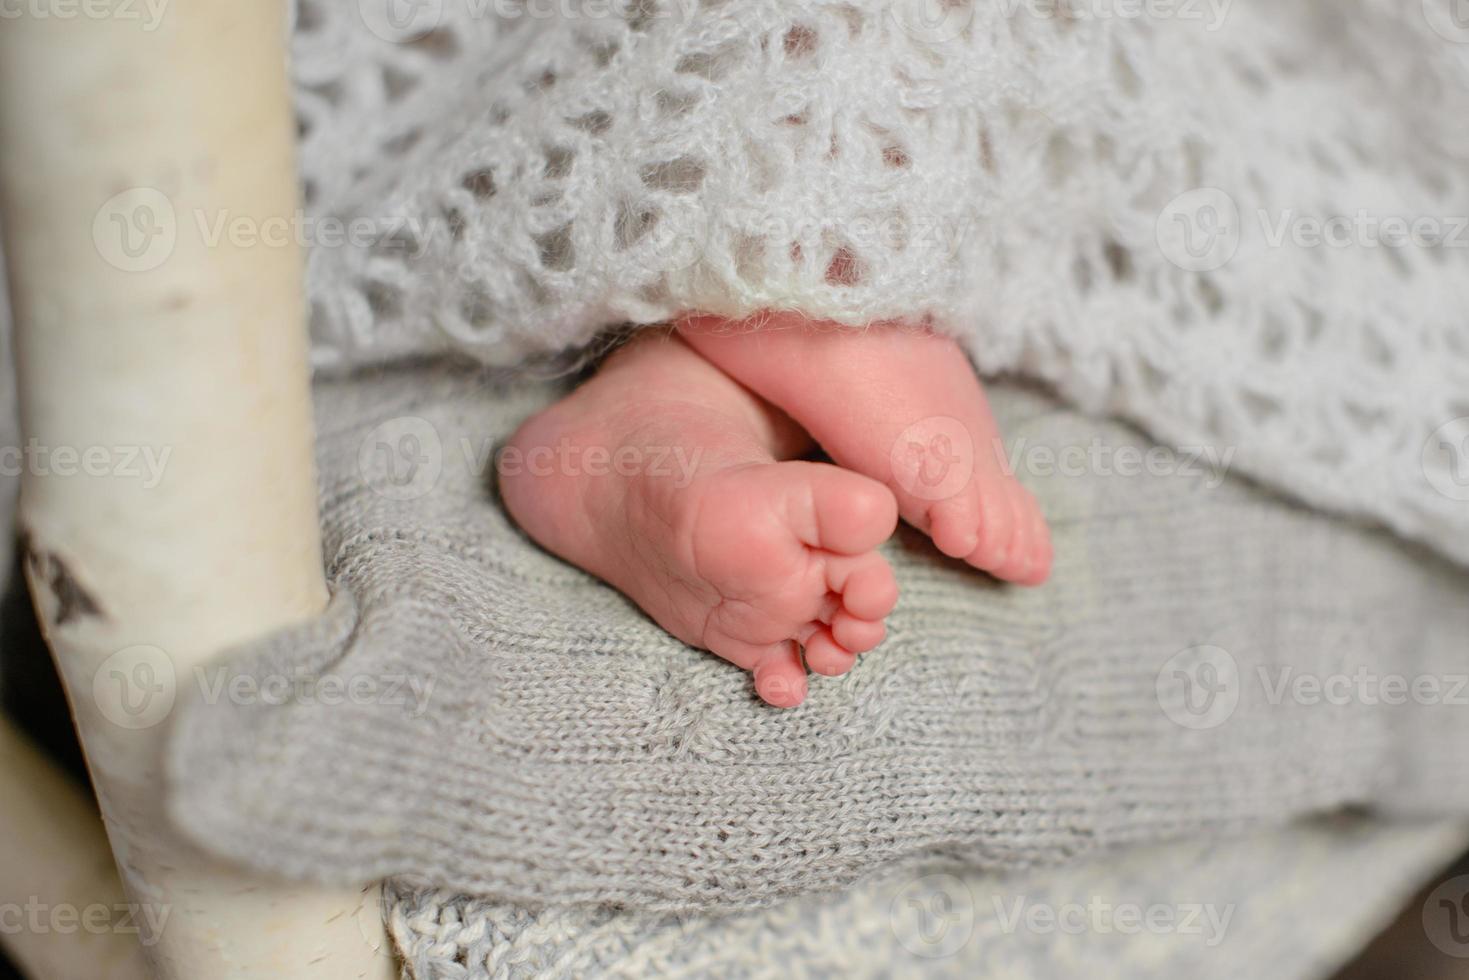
384,817,1469,979
167,367,1469,911
293,0,1469,566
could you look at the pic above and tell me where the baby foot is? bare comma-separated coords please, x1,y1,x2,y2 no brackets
499,333,899,707
679,314,1052,586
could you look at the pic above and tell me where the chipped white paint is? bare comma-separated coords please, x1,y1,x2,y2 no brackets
0,2,394,976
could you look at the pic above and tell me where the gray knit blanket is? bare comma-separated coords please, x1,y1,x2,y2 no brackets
384,816,1469,978
166,365,1469,911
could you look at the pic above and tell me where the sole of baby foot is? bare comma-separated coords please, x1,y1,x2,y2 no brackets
678,313,1053,586
499,333,900,708
667,459,900,706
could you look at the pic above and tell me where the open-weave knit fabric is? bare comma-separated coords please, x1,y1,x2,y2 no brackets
168,368,1469,912
294,0,1469,565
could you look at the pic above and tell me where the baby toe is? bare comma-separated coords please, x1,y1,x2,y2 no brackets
803,625,858,677
926,492,982,560
825,553,899,621
1013,492,1053,586
750,641,808,707
706,635,807,706
966,483,1016,573
977,484,1053,586
796,463,899,555
993,489,1036,581
831,609,886,654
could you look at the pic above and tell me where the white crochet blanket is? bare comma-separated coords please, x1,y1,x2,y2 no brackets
296,0,1469,565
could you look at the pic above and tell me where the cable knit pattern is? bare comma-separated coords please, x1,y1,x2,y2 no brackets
293,0,1469,565
167,367,1469,911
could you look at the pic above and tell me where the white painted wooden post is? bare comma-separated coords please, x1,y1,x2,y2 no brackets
0,2,395,977
0,717,149,980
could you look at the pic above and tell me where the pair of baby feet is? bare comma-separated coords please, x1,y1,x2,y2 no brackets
499,314,1052,707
